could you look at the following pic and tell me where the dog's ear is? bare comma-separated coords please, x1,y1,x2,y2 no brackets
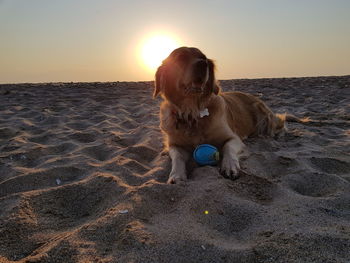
154,65,165,98
207,59,220,95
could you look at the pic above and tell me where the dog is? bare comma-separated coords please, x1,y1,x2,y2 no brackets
154,47,285,184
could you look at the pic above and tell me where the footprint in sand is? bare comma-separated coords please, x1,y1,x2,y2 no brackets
3,142,77,168
0,127,17,140
28,133,52,144
226,173,277,204
122,145,158,165
309,157,350,175
284,172,348,197
108,133,136,147
66,121,92,131
0,174,127,261
68,131,97,143
194,200,258,236
81,144,115,161
0,166,86,197
22,174,126,230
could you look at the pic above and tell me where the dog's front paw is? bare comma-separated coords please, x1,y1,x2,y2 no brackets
220,157,240,180
167,172,187,184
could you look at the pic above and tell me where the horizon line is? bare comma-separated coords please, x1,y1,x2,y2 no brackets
1,74,349,85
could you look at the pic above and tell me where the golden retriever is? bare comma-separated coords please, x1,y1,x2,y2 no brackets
154,47,285,184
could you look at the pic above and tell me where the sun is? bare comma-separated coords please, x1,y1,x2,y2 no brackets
141,35,180,71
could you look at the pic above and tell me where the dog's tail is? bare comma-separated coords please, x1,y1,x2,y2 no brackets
285,114,312,123
276,113,312,125
262,113,310,137
275,113,287,130
273,113,312,134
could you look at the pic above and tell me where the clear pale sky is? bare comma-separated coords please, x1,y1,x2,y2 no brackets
1,0,349,83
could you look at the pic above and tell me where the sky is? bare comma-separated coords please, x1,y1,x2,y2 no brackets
0,0,350,83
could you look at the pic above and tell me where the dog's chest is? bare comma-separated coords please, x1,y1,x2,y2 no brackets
160,100,232,148
169,112,219,145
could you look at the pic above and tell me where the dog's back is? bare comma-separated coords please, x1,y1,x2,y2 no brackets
221,91,285,138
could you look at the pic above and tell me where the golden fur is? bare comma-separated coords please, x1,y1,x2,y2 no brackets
154,47,285,183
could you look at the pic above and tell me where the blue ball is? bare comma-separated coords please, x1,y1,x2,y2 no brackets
193,144,220,166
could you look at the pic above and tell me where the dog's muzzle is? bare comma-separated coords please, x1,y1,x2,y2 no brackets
187,59,208,93
193,59,208,84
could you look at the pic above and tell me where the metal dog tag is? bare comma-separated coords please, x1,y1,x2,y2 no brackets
199,108,209,118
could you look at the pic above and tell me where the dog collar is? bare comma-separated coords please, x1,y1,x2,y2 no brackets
171,108,210,118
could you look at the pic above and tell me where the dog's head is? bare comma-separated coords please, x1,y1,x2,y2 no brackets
153,47,219,100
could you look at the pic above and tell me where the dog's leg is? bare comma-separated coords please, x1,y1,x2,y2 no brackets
220,136,245,180
167,146,190,184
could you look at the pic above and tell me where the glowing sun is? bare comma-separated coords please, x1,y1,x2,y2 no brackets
141,35,180,71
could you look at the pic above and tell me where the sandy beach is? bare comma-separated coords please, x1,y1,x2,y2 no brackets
0,76,349,262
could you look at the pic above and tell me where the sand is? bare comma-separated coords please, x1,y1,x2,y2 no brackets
0,76,349,263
